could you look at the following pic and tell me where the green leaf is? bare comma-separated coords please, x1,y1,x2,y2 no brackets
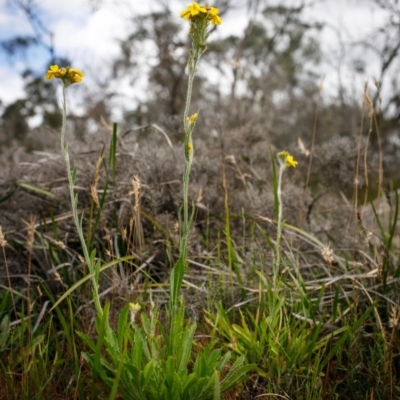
177,323,196,373
117,305,130,350
170,255,185,308
181,373,198,397
213,370,221,400
143,360,156,388
0,314,10,348
0,185,19,203
17,181,57,199
166,357,183,398
76,331,97,353
71,166,78,185
220,356,255,392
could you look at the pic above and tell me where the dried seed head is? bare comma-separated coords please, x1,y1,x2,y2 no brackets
129,175,144,253
27,215,36,250
91,184,99,206
197,187,203,203
53,271,62,282
129,175,141,213
0,226,7,248
365,230,373,245
389,305,400,329
121,226,128,242
53,239,66,249
224,155,236,165
298,137,310,157
91,152,104,206
321,243,334,265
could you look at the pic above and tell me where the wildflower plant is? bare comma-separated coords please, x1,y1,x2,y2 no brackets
46,5,254,399
275,151,298,272
171,3,222,309
44,65,104,316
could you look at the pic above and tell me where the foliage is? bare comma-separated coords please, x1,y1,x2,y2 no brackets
78,303,253,400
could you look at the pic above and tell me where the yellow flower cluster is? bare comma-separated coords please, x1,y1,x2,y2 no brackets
286,154,298,168
128,302,141,323
129,302,141,313
180,2,222,25
277,151,298,168
45,65,84,86
186,112,198,124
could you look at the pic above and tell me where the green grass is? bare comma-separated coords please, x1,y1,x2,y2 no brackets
1,184,400,399
2,112,400,399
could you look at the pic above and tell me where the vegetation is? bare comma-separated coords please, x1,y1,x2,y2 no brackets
0,1,400,399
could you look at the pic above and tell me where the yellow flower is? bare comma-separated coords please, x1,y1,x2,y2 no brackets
129,302,141,313
69,67,84,83
186,112,198,124
45,65,66,80
129,302,141,323
286,155,298,168
206,6,222,25
187,142,193,154
180,2,206,20
45,64,84,86
277,151,298,168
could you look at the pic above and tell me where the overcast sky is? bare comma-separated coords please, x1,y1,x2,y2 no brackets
0,0,390,115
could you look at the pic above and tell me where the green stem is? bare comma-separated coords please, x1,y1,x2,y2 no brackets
276,164,284,274
183,71,195,132
170,49,199,310
180,53,198,261
61,87,103,317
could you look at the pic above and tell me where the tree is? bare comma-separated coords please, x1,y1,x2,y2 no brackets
356,0,400,116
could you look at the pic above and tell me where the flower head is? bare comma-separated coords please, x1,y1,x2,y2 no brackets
286,154,298,168
68,68,84,83
277,151,298,168
186,112,198,125
45,65,67,80
129,302,141,313
129,302,141,323
180,2,222,25
45,65,84,87
180,2,206,20
206,5,222,25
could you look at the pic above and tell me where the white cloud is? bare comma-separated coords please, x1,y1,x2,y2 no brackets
0,0,394,110
0,65,25,104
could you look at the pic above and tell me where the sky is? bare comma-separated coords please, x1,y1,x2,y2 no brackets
0,0,392,118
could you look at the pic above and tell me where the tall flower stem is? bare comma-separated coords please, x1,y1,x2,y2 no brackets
181,51,199,257
275,151,298,278
275,163,285,275
170,2,222,310
61,86,103,317
169,52,198,310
